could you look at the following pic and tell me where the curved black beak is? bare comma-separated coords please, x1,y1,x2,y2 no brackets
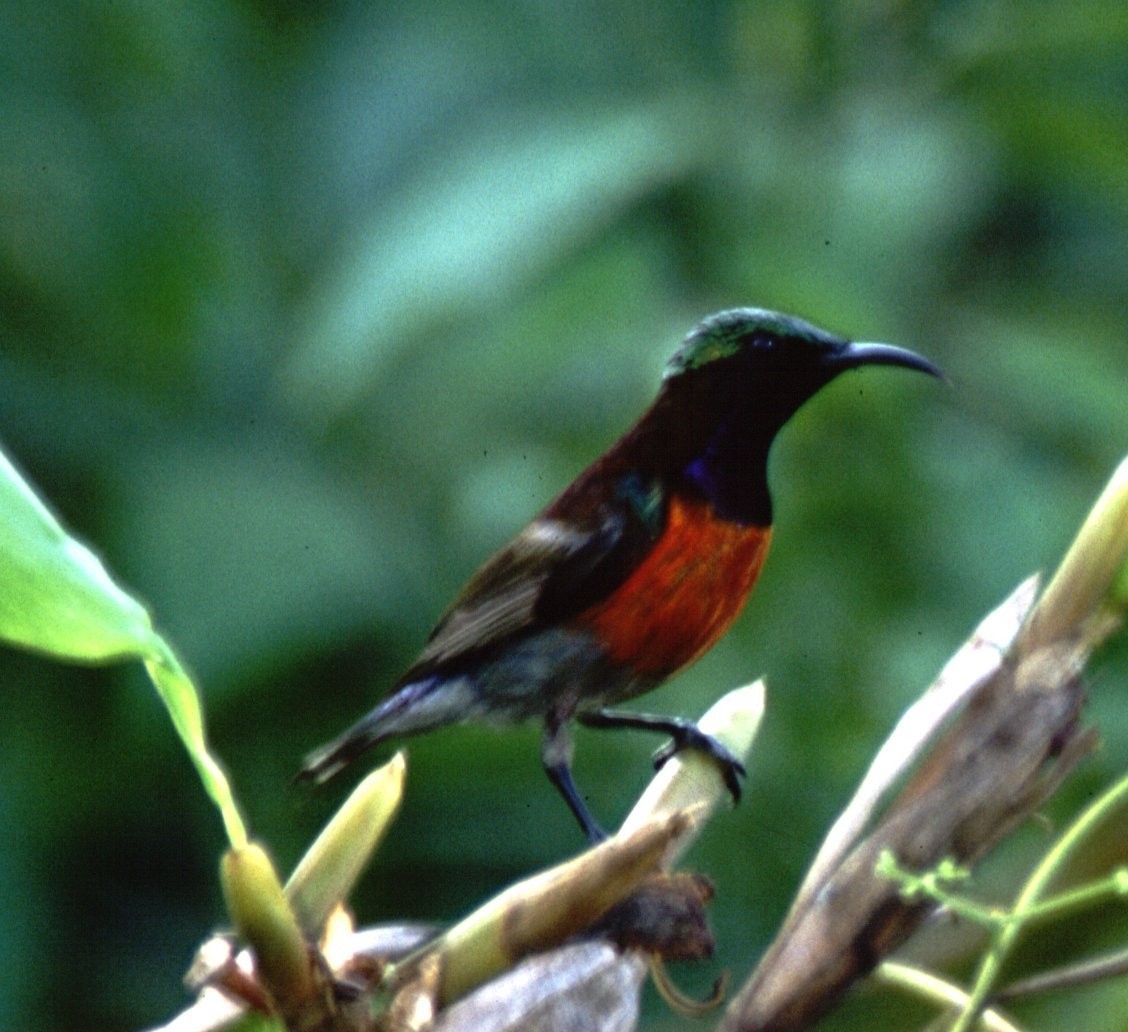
835,341,947,382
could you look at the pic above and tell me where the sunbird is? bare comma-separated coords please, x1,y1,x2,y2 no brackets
299,308,943,840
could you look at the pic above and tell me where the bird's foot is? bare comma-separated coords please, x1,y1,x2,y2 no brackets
653,725,746,804
543,717,609,843
578,708,745,805
546,766,606,842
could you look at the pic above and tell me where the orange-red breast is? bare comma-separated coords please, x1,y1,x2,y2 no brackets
299,308,943,840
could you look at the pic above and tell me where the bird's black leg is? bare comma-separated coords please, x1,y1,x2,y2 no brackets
578,708,746,804
542,714,607,843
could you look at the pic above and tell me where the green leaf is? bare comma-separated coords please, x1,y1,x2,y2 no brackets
145,643,248,848
0,447,158,661
0,443,247,847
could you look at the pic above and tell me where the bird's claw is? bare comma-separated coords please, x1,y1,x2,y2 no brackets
653,727,746,803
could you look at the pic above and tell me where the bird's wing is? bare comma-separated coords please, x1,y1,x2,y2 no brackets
402,475,666,677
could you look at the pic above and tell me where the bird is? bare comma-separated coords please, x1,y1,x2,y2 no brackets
299,308,943,841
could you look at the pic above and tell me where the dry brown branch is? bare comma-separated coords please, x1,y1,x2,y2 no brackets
721,457,1128,1031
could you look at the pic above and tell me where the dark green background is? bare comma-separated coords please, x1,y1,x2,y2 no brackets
2,2,1125,1029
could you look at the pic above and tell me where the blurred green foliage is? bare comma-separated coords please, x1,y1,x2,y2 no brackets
1,1,1126,1029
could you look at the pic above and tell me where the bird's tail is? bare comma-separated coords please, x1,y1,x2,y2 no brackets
296,677,474,784
297,712,390,785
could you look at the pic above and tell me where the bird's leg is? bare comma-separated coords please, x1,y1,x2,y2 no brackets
578,708,746,803
542,714,607,843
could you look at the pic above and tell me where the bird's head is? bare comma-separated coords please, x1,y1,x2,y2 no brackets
662,307,944,438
